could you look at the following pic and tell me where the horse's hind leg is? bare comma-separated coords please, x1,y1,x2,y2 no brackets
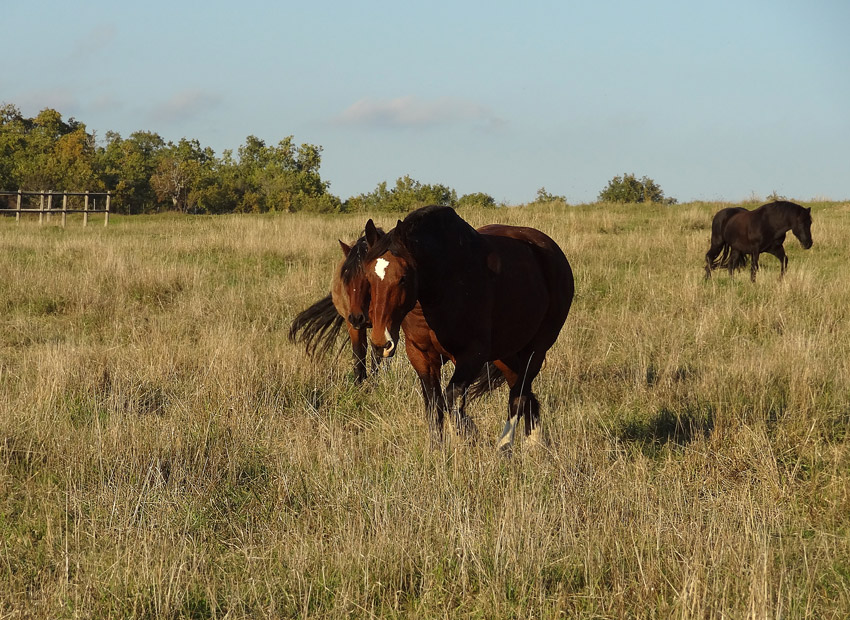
494,356,546,453
443,361,483,443
519,392,544,447
750,252,760,282
704,241,723,279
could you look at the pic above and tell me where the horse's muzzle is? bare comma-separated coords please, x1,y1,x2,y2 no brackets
374,338,396,358
348,313,370,330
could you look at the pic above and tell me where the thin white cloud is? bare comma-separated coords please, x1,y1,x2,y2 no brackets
150,90,222,124
337,95,504,129
69,24,117,63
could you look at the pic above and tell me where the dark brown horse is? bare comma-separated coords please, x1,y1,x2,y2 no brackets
360,205,574,451
704,201,813,281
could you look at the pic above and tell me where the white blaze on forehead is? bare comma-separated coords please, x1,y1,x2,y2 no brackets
374,258,389,280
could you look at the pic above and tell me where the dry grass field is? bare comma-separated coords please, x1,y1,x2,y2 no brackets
1,201,848,618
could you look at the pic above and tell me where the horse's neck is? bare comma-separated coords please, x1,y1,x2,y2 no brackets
413,235,485,305
773,209,796,234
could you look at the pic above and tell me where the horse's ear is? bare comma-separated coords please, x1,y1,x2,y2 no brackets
365,219,380,248
806,207,812,213
393,219,406,241
338,240,351,257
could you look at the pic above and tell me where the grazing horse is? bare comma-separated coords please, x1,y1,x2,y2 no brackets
704,201,813,282
361,205,574,451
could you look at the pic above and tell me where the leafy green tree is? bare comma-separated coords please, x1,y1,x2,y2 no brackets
0,106,99,191
345,175,457,212
150,138,213,212
0,104,28,188
97,131,166,213
2,104,340,214
532,187,567,205
458,192,497,209
233,136,340,213
598,173,675,204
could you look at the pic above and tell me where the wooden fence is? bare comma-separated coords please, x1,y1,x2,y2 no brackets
0,190,111,227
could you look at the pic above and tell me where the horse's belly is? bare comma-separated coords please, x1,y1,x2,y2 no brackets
488,270,549,358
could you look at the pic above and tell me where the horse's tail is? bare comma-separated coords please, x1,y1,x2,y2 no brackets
709,244,731,270
467,362,506,400
713,244,749,271
288,294,346,358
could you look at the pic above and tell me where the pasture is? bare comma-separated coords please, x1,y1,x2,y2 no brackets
1,201,848,618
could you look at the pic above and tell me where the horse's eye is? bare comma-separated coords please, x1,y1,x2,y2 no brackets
399,275,406,285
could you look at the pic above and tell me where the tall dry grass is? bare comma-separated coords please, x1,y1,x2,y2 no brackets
0,203,848,618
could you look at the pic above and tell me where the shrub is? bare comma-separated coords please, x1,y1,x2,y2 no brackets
598,173,676,204
458,192,497,209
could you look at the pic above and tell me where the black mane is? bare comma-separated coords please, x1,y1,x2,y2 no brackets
365,205,479,268
758,200,804,216
340,231,382,284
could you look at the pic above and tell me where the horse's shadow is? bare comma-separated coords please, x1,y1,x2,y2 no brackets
615,406,715,457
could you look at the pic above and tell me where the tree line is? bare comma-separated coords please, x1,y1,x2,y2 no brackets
1,104,673,214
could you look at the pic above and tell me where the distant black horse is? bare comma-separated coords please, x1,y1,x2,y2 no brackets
704,201,813,282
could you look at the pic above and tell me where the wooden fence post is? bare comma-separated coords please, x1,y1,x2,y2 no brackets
83,191,89,227
105,192,110,227
62,192,68,228
39,192,45,225
16,189,22,224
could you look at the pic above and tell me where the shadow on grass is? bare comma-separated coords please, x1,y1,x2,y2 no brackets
616,406,715,458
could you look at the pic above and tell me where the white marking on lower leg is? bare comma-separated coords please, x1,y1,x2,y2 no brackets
497,415,519,450
374,258,389,280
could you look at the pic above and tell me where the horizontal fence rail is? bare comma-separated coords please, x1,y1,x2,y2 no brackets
0,190,110,227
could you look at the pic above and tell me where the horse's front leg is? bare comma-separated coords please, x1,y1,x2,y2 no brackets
750,252,760,282
704,241,723,279
347,323,368,384
767,245,788,278
405,339,447,445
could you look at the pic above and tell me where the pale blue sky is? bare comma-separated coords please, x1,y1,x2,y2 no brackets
3,1,848,203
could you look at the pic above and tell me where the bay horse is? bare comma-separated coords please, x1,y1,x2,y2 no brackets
704,201,813,281
289,234,382,384
360,205,574,451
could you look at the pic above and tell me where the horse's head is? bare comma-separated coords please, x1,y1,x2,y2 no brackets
337,239,371,330
792,206,813,249
362,219,417,358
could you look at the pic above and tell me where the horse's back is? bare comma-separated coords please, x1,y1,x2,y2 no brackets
711,207,748,242
477,224,573,301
